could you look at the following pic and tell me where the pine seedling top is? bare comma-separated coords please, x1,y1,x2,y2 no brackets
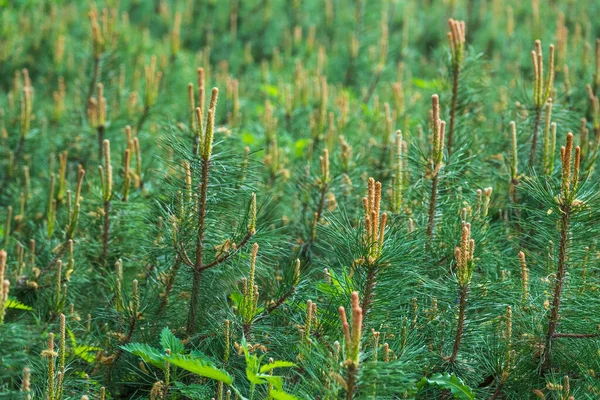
362,177,387,262
455,222,475,288
448,19,466,71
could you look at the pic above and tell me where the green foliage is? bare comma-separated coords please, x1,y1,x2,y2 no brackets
167,354,233,384
417,373,476,400
1,0,600,398
5,298,32,311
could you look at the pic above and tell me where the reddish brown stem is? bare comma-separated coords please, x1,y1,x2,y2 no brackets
361,266,378,317
345,363,358,400
449,285,468,363
186,157,210,335
541,204,570,373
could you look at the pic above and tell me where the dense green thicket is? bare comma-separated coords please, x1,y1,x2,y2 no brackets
2,0,600,399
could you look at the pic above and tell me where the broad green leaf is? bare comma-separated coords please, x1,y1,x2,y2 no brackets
259,361,296,373
417,373,475,400
159,327,184,354
167,354,233,384
5,298,32,310
74,345,101,363
230,291,243,308
121,343,165,369
271,390,301,400
261,374,283,390
246,370,267,385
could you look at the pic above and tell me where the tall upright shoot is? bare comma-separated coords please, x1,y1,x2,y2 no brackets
446,19,465,155
426,95,446,243
540,133,584,373
449,221,475,363
528,41,555,168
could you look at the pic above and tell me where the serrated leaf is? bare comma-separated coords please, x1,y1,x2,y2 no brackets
417,373,475,400
167,354,233,384
5,298,32,310
74,345,101,363
160,327,184,354
270,389,300,400
259,361,296,373
121,343,165,369
261,374,283,390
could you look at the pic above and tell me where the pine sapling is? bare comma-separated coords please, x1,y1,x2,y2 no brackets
391,131,404,214
87,83,107,159
362,14,388,104
66,166,85,241
136,56,162,134
86,6,117,110
238,243,260,337
540,133,597,374
47,174,57,238
172,87,257,334
313,148,331,240
446,19,466,155
11,72,33,169
519,251,529,305
528,41,555,168
43,333,57,400
359,178,387,315
0,249,8,324
426,95,446,243
122,147,131,201
541,100,554,174
336,291,363,399
99,139,112,267
449,221,475,363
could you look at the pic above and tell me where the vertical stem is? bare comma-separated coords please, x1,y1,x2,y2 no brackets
449,285,468,363
360,266,378,317
528,107,543,168
102,200,110,267
186,268,203,335
541,206,570,373
186,158,210,335
346,363,357,400
426,173,439,243
448,68,460,155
